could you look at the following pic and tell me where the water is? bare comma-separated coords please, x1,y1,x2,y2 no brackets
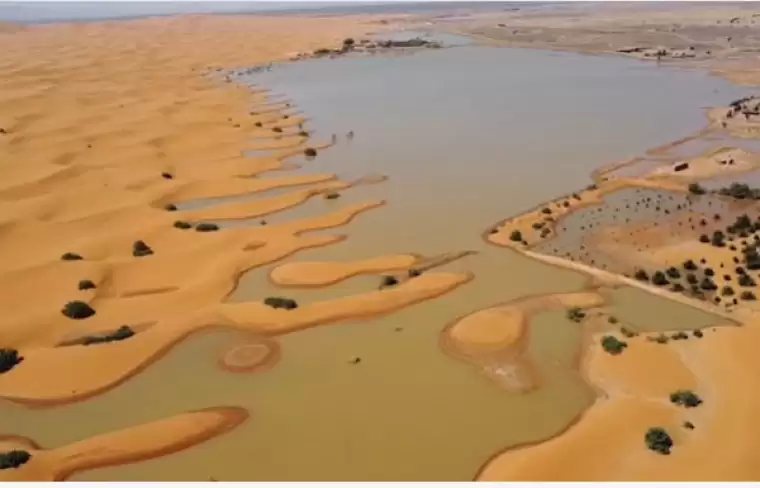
5,42,749,481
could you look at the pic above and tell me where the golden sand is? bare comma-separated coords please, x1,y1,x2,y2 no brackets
269,254,419,287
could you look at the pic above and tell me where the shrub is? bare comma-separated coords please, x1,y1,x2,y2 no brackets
651,334,669,344
161,172,173,179
601,335,628,354
620,326,636,338
195,223,219,232
61,252,83,261
255,122,262,127
0,450,31,470
686,273,698,284
298,131,309,137
634,269,649,281
263,297,298,310
651,271,669,286
132,240,153,257
408,268,422,278
82,325,135,346
739,274,756,287
173,220,193,230
380,275,398,288
164,203,177,211
607,315,619,324
566,307,586,323
665,267,681,279
61,300,95,320
541,207,552,215
324,191,341,200
704,267,715,277
272,127,283,133
671,283,685,292
721,285,735,296
645,427,673,455
711,231,726,247
683,259,697,271
683,421,695,430
531,221,544,230
699,234,709,243
700,277,717,291
304,148,317,157
509,230,523,242
343,38,355,47
78,279,96,291
671,331,689,340
669,390,703,408
0,349,22,374
688,183,706,195
741,290,757,301
693,329,704,338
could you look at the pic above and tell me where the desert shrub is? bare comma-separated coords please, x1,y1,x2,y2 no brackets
161,172,173,179
651,271,669,286
687,183,706,195
132,240,153,257
343,38,355,47
173,220,193,230
272,127,283,133
540,227,551,238
739,274,756,287
298,131,309,137
645,427,673,455
711,231,726,247
700,277,717,291
541,207,552,215
651,334,669,344
671,331,689,340
304,148,317,157
255,122,262,127
408,268,422,278
600,335,627,355
0,349,22,374
686,273,698,284
531,221,544,230
670,390,703,408
620,326,636,338
607,315,619,324
665,267,681,279
718,182,760,200
164,203,177,211
699,234,709,243
683,421,695,430
693,329,704,338
78,279,96,291
324,191,341,200
61,300,95,320
741,290,757,301
263,297,298,310
380,275,399,288
509,230,523,242
195,223,219,232
82,325,135,346
0,450,31,470
634,269,649,281
566,307,586,323
721,285,735,296
683,259,697,271
61,252,83,261
671,283,685,292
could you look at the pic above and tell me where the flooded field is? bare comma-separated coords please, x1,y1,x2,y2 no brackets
4,37,747,480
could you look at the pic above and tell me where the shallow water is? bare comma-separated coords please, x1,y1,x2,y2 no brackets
5,42,752,480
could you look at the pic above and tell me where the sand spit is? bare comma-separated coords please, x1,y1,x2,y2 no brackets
269,254,419,287
0,407,248,481
441,290,605,393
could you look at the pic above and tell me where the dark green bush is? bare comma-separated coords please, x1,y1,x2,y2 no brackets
607,315,619,324
693,329,704,338
0,349,22,374
61,252,83,261
645,427,673,455
671,283,685,292
509,230,523,242
669,390,703,408
741,290,757,301
686,273,698,284
78,279,96,291
173,220,193,230
739,274,756,287
700,277,717,291
666,267,681,279
195,223,219,232
324,191,341,200
600,335,628,355
82,325,135,346
0,450,31,470
721,285,735,296
132,240,153,257
634,269,649,281
61,300,95,320
541,207,552,215
304,148,317,157
263,297,298,310
651,271,669,286
343,38,355,47
380,275,399,288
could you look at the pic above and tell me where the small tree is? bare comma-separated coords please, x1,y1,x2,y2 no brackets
669,390,703,408
645,427,673,455
263,297,298,310
600,335,628,355
509,230,523,242
0,450,31,470
61,301,96,320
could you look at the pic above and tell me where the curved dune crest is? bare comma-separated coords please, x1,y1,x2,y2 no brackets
0,407,248,481
269,254,418,287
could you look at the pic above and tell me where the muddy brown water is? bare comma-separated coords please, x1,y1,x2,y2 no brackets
2,39,741,480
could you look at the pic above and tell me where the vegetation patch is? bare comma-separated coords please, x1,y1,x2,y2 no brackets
0,450,31,470
61,300,96,320
566,307,586,323
0,349,23,374
688,183,706,195
61,252,83,261
600,335,628,355
195,223,220,232
509,230,523,242
304,148,317,158
132,240,154,257
669,390,703,408
164,203,178,212
173,220,193,230
78,279,96,291
263,297,298,310
380,275,399,288
81,325,135,346
645,427,673,455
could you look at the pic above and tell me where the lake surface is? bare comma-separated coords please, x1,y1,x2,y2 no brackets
5,40,741,481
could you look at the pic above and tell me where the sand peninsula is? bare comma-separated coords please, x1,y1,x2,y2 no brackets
4,2,760,481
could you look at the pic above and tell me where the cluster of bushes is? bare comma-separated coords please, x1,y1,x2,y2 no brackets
0,450,31,470
600,335,627,355
81,325,135,346
717,182,760,200
264,297,298,310
566,307,586,323
669,390,703,408
0,349,22,374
